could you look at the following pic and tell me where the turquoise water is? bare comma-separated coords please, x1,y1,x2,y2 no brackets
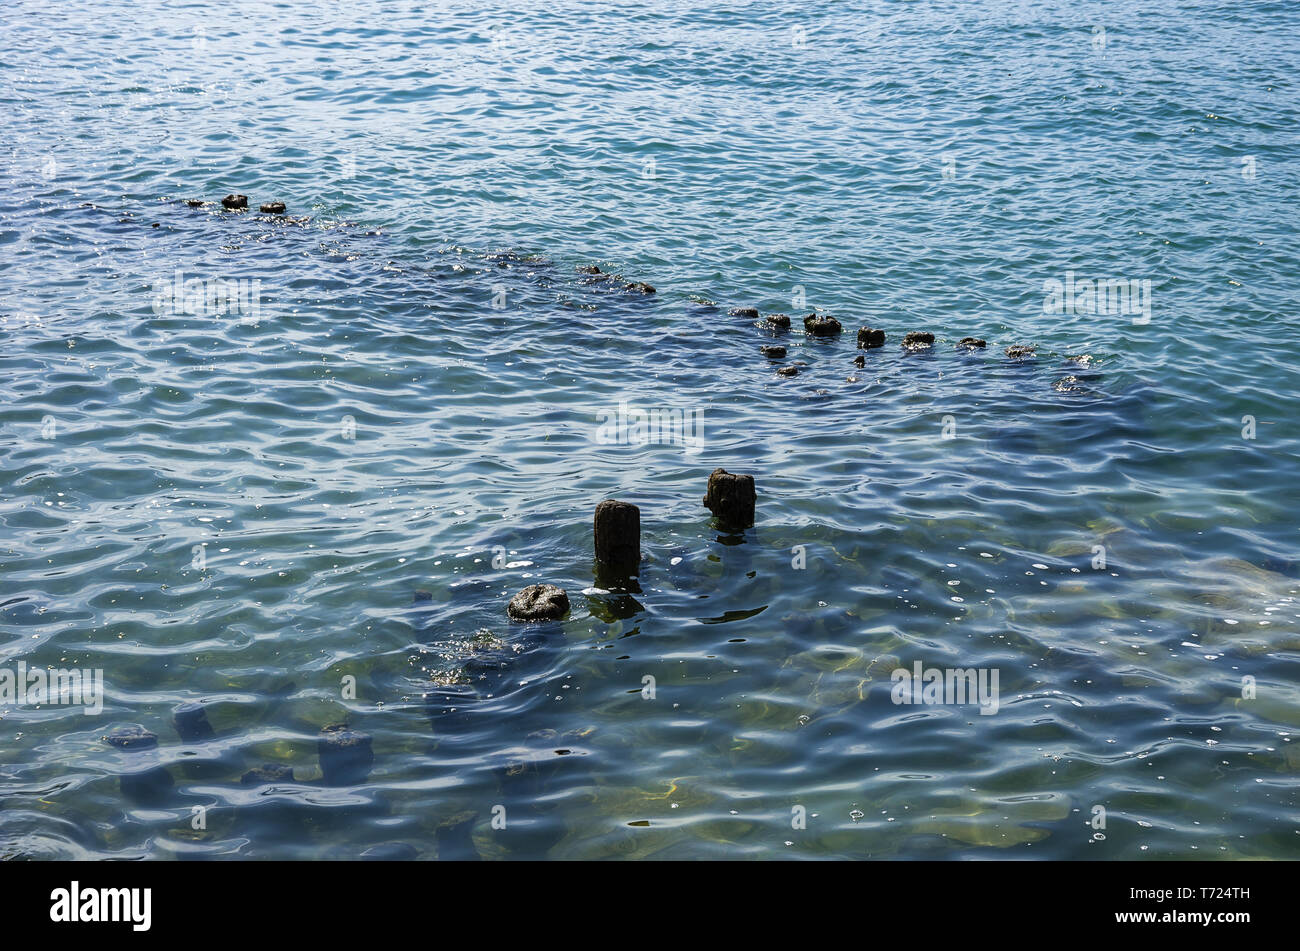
2,0,1299,859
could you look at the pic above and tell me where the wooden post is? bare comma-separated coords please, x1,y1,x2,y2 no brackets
173,701,214,742
594,499,640,575
318,723,374,786
702,468,756,529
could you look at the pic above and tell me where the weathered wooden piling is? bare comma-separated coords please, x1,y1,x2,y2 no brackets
318,723,374,786
435,812,481,861
702,468,756,529
857,327,886,348
172,701,214,742
594,499,640,575
803,314,843,336
104,726,173,804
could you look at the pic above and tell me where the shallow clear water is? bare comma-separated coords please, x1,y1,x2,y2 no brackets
2,0,1298,859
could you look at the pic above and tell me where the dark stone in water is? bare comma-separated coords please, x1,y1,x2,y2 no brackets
104,726,158,750
260,201,286,214
623,281,655,294
221,194,248,210
766,313,791,329
151,222,160,228
760,345,786,358
594,499,640,575
318,723,374,786
413,589,433,603
958,337,987,349
853,354,865,367
730,307,760,319
576,265,602,275
702,468,756,529
1052,375,1091,393
803,314,842,336
857,327,885,349
507,583,570,621
241,763,296,786
1005,344,1036,358
185,199,205,208
173,702,214,742
902,331,934,349
776,365,800,377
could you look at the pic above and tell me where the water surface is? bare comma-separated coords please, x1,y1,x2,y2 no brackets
1,0,1298,859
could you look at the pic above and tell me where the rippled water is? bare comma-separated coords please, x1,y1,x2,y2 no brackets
2,0,1299,860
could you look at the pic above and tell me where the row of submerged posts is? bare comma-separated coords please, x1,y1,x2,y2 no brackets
185,193,290,215
730,306,1038,376
101,702,375,805
505,467,757,620
99,470,757,803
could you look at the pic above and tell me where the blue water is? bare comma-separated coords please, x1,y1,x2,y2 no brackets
2,0,1298,859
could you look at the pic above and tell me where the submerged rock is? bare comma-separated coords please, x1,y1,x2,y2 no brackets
260,201,286,214
776,365,800,377
730,306,760,319
1005,344,1036,358
1052,375,1090,393
803,314,843,337
185,199,206,208
507,583,570,621
221,194,248,210
576,265,602,275
240,763,296,786
853,354,865,367
958,337,986,349
760,345,786,358
623,281,655,294
766,313,791,329
857,327,885,349
901,331,934,350
103,726,158,750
